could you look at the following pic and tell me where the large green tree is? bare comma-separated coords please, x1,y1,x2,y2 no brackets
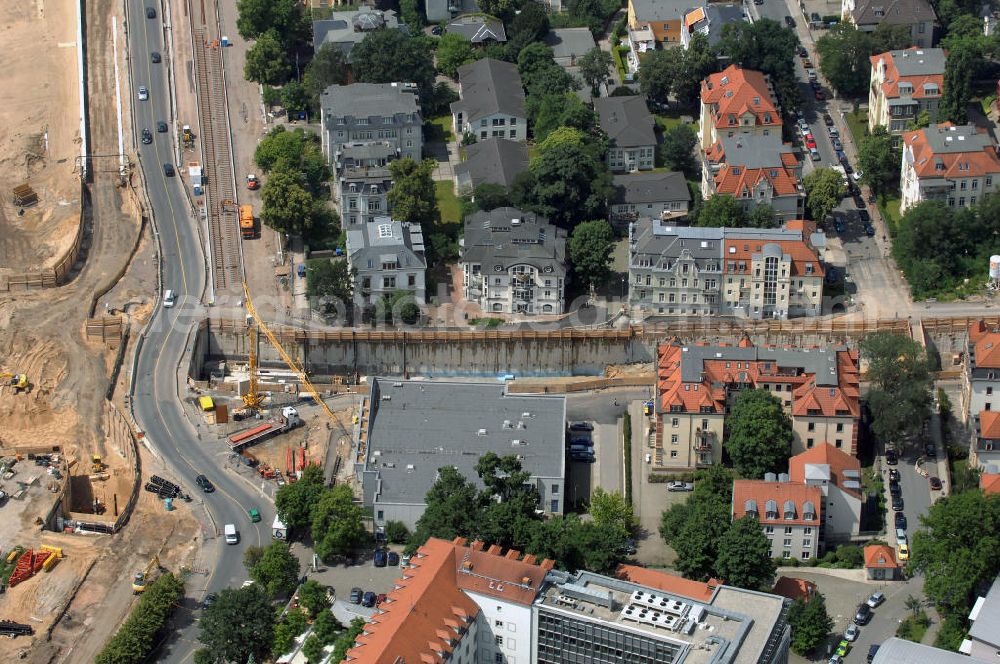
244,30,292,86
352,31,436,109
715,19,800,108
661,495,732,581
198,585,275,664
529,93,596,142
296,580,331,618
475,453,541,548
274,464,325,533
303,44,347,106
578,47,613,94
697,194,746,228
589,487,636,540
311,484,368,562
860,332,933,443
803,168,846,222
569,219,615,293
640,33,717,107
724,388,792,479
272,609,308,657
507,2,550,56
411,466,485,547
858,126,899,197
518,43,578,99
436,33,476,79
306,259,352,311
387,158,439,228
526,514,628,574
941,42,975,124
912,490,1000,617
815,23,875,97
714,515,777,591
515,139,613,227
247,541,301,598
660,124,698,175
96,573,185,664
261,170,315,235
788,593,835,655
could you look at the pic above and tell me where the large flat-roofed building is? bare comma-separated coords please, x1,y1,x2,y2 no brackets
654,338,861,470
534,567,790,663
358,378,567,530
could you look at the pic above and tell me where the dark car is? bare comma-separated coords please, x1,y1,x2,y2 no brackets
834,217,845,234
885,449,898,465
430,25,442,35
798,46,808,57
622,538,637,554
854,603,873,625
141,128,152,144
864,222,876,237
929,476,943,490
373,549,387,567
889,468,900,482
146,6,156,18
889,480,901,496
832,138,843,151
785,15,795,27
568,437,592,448
195,474,214,493
823,113,834,126
350,587,363,604
163,163,175,177
157,121,168,133
571,452,596,464
202,592,218,609
825,267,839,284
810,11,822,21
362,591,376,607
925,442,937,458
853,193,865,208
151,51,161,63
895,512,907,529
841,159,853,174
858,209,871,223
867,644,880,663
814,89,826,101
387,551,400,566
568,421,594,432
892,495,904,511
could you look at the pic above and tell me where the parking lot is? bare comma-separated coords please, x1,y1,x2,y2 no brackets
291,544,406,606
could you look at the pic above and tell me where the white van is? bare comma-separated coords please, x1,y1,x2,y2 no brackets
163,290,176,308
224,523,239,544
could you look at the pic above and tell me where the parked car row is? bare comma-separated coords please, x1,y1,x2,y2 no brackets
373,548,401,567
831,594,884,662
567,422,595,464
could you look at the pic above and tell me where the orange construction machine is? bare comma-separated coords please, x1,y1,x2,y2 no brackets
239,204,255,239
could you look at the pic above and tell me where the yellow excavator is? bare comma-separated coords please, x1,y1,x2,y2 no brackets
132,555,162,594
0,373,28,394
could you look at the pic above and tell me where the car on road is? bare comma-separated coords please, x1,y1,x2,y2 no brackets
622,538,637,555
571,451,596,463
202,592,217,609
138,86,149,101
836,639,850,657
898,543,910,561
853,193,865,208
141,128,152,144
803,58,813,68
823,113,834,126
151,51,161,63
853,170,864,181
798,46,808,57
854,603,873,625
834,218,845,234
889,468,900,482
867,644,880,662
810,148,821,161
896,527,908,543
925,442,937,458
859,209,871,223
568,437,592,447
163,163,175,177
841,159,853,174
845,624,860,641
929,476,943,490
867,592,885,608
157,121,168,133
810,11,822,21
401,553,412,567
804,131,814,142
886,449,898,465
889,480,901,496
828,125,839,137
864,222,876,237
431,25,443,35
831,138,842,151
814,89,826,101
373,549,387,567
785,15,795,27
806,139,817,150
667,481,694,492
828,656,843,664
895,512,907,529
388,551,400,566
362,591,376,607
195,474,214,493
807,69,817,82
892,495,904,511
568,421,594,432
350,587,363,603
146,6,156,18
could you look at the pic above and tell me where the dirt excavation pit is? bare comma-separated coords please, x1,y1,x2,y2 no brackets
0,0,84,277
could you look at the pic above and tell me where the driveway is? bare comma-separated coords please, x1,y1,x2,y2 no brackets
628,399,683,566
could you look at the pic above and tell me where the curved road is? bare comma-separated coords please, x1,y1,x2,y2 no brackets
125,2,272,661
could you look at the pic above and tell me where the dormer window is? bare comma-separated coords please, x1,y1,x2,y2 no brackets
783,500,796,520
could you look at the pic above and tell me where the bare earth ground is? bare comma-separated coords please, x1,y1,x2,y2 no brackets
0,0,83,275
0,0,206,658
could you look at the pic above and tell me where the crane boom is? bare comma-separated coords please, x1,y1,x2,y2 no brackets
243,283,338,423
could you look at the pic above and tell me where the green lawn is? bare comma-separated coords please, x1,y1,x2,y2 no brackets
877,194,902,233
845,110,869,148
435,180,461,225
426,115,454,144
897,611,931,643
654,113,686,133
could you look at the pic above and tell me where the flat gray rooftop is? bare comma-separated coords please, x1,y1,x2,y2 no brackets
366,379,566,504
679,344,844,387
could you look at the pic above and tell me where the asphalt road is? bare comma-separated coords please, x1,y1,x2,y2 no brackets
126,3,268,662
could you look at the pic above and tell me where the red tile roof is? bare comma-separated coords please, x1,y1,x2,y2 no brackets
864,545,899,569
969,320,1000,369
345,538,554,663
788,442,863,498
615,564,719,603
773,576,817,601
870,48,944,101
701,65,781,131
722,237,823,278
980,411,1000,439
981,473,1000,494
902,123,1000,179
732,480,823,526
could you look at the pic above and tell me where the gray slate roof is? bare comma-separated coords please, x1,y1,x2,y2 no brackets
612,171,691,205
346,217,426,270
968,576,1000,648
364,378,566,504
717,134,796,169
677,340,843,386
321,83,420,120
594,96,656,148
629,0,697,21
886,47,946,76
337,141,398,170
872,638,991,664
462,207,567,273
850,0,937,26
924,124,995,154
312,8,404,61
454,138,528,189
451,58,526,122
543,28,597,61
699,4,747,46
447,16,507,44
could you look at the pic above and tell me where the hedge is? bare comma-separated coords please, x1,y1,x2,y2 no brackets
95,573,185,664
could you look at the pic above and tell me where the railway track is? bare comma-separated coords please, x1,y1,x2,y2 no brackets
192,28,241,292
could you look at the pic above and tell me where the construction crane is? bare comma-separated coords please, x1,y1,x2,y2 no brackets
0,373,28,393
242,282,339,423
132,555,161,594
241,324,265,412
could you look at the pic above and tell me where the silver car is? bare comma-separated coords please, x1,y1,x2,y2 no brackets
667,481,694,492
138,86,149,101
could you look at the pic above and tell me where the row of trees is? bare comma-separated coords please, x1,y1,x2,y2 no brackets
95,573,185,664
892,195,1000,299
410,453,636,574
659,466,777,590
274,465,368,562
